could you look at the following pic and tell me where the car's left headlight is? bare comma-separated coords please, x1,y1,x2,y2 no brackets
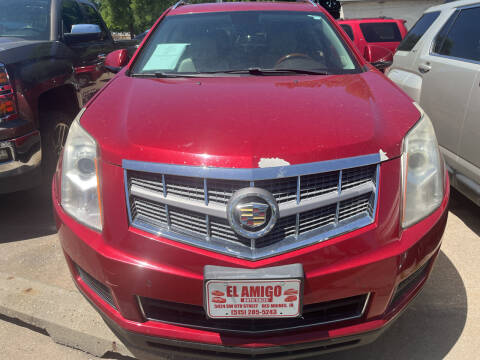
61,109,102,231
401,104,444,228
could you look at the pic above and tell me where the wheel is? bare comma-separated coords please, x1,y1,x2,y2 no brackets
40,111,72,181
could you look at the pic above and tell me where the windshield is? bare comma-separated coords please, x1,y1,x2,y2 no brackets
132,11,360,76
0,0,51,40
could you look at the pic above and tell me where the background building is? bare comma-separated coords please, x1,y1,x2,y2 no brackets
339,0,446,28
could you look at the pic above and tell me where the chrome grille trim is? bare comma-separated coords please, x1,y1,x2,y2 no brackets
123,153,380,180
124,154,381,260
130,180,375,220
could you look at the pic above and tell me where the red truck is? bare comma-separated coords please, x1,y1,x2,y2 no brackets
53,1,449,359
338,18,408,67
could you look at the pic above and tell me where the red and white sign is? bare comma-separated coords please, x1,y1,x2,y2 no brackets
205,279,302,319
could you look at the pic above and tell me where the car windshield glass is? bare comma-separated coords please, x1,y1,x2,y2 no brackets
132,11,360,76
0,0,51,40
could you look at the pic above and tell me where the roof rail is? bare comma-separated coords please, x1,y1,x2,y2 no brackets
172,0,189,10
297,0,319,6
172,0,318,8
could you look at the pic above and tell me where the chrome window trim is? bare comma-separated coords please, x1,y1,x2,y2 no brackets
430,53,480,66
429,6,480,65
457,3,480,11
135,293,370,334
124,154,381,260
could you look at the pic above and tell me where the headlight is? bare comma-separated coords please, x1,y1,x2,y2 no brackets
401,104,444,228
61,109,102,231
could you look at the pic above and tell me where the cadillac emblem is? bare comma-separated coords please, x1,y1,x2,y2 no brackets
227,188,279,239
238,202,269,228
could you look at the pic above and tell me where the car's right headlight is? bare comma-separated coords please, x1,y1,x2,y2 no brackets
401,104,444,228
61,109,102,231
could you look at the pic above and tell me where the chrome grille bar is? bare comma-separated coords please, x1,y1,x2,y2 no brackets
130,180,375,220
124,154,381,260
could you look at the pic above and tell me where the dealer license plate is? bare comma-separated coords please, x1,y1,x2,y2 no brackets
205,279,302,319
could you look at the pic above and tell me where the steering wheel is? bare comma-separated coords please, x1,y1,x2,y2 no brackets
21,27,42,33
275,53,314,67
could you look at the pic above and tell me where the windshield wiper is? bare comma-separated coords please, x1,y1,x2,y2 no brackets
206,68,331,76
130,72,206,78
131,68,330,78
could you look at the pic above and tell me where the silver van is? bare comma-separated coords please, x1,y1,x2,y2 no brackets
387,0,480,205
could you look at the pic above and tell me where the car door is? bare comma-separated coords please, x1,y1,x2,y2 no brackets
61,0,114,103
387,11,442,101
458,69,480,191
414,6,480,166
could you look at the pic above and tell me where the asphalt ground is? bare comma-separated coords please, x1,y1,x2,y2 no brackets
0,181,478,360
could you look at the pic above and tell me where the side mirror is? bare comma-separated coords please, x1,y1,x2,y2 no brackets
104,49,128,73
364,45,394,72
372,60,393,71
64,24,102,44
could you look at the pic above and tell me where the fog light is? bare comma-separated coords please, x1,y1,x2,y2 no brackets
0,148,11,162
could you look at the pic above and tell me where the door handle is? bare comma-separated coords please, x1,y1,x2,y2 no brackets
418,63,432,74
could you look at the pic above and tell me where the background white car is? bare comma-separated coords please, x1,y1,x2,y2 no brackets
387,0,480,206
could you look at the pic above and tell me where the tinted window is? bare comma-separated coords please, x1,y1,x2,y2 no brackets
397,11,440,51
133,11,360,75
0,0,51,40
340,24,354,41
359,22,402,43
79,3,109,40
432,11,458,54
434,7,480,62
62,0,84,34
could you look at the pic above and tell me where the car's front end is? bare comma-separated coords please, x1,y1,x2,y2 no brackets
52,2,449,359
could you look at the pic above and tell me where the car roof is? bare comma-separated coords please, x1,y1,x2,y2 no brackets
168,1,327,16
427,0,480,12
338,18,405,24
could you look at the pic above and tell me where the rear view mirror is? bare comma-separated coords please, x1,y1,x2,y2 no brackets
64,24,102,44
104,49,129,73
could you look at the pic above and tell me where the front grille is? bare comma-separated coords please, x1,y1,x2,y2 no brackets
76,265,117,309
338,193,374,222
139,294,369,334
125,156,379,260
208,179,250,205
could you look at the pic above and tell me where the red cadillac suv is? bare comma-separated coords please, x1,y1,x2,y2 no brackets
52,1,449,359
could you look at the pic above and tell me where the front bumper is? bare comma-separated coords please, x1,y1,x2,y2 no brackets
98,307,397,360
52,158,450,358
0,130,42,193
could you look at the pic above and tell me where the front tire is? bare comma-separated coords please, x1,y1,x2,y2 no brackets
40,111,72,181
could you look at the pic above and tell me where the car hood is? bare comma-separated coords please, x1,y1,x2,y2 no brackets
82,71,420,168
0,38,52,64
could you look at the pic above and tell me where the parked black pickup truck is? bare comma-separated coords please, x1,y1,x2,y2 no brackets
0,0,136,194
